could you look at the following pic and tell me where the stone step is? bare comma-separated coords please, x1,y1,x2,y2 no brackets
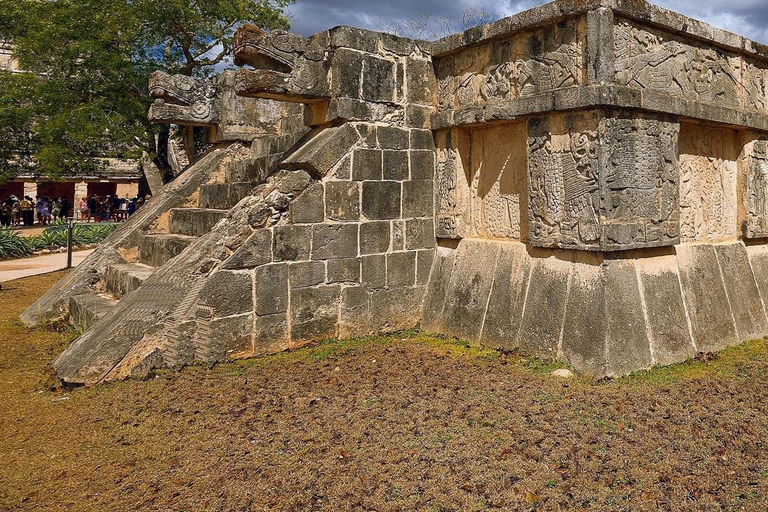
69,293,118,332
139,234,197,267
169,208,228,237
103,262,156,299
198,182,252,210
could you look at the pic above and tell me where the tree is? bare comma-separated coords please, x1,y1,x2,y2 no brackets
0,0,293,183
381,8,500,41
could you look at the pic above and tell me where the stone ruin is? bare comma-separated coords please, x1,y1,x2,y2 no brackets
22,0,768,383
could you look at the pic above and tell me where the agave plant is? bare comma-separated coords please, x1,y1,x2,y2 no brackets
0,228,33,259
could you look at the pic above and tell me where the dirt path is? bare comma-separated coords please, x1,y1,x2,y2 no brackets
0,249,94,283
1,272,768,511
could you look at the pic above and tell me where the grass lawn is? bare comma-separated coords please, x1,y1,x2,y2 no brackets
2,271,768,510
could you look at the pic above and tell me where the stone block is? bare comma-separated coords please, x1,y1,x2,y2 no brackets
405,218,436,250
289,260,326,288
339,285,371,338
325,181,360,221
290,285,341,341
289,182,325,224
272,225,311,261
198,270,254,318
676,244,738,352
361,254,386,288
253,313,290,354
391,220,405,251
280,124,360,177
479,243,531,350
409,150,435,180
383,151,409,181
377,126,409,149
604,259,652,377
518,255,572,359
359,221,391,254
421,247,457,332
255,263,289,316
715,243,768,341
637,254,696,366
201,313,254,361
311,223,359,260
327,258,361,283
416,249,435,286
441,240,500,341
333,154,352,180
410,129,435,150
406,58,437,105
361,181,401,220
361,54,395,102
330,48,363,98
561,259,606,376
402,180,433,218
747,244,768,306
352,149,383,181
387,251,416,288
369,286,425,332
222,229,272,270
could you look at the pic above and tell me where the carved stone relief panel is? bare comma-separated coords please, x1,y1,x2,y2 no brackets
527,111,601,250
468,123,527,240
435,129,472,238
599,114,680,249
740,138,768,238
679,123,739,243
435,16,585,113
615,18,768,113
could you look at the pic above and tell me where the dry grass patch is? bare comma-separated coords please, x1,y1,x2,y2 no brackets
2,272,768,510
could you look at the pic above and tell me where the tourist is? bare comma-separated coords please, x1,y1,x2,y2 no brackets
87,194,99,222
118,198,129,221
60,197,71,220
79,197,89,222
19,196,33,226
128,198,137,216
35,197,50,226
0,201,10,226
51,197,62,221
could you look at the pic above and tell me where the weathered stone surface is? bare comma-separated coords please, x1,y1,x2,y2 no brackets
409,150,435,180
359,221,390,254
361,254,386,288
416,249,435,286
290,285,341,341
362,181,401,220
139,234,197,267
280,124,360,177
402,180,433,218
747,244,768,306
382,151,409,181
255,263,288,315
518,254,572,359
604,259,652,377
479,243,530,350
222,229,272,270
272,225,311,261
169,208,227,237
325,181,360,221
311,224,358,260
560,258,605,376
676,244,738,352
289,182,325,224
199,314,253,361
441,240,500,341
339,285,371,338
103,263,154,299
715,243,768,341
69,293,117,332
405,218,435,250
740,139,768,238
352,149,383,181
369,286,425,332
198,271,253,318
327,258,361,283
387,251,416,287
289,260,326,288
637,254,696,367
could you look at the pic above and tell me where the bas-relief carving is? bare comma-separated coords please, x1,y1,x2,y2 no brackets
741,139,768,238
435,124,527,241
600,116,679,248
436,19,585,112
615,19,768,113
679,124,738,243
527,113,601,250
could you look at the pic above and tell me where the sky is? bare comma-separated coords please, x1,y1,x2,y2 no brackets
285,0,768,44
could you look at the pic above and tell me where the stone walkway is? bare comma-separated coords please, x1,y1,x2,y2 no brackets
0,249,93,283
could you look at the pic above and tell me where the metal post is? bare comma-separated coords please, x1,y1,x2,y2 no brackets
66,218,73,269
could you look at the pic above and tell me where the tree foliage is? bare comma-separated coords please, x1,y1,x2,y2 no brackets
0,0,293,182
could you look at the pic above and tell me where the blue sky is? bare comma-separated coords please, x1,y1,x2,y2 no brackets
285,0,768,44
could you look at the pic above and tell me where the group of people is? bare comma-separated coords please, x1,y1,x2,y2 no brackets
77,194,149,222
1,195,72,227
0,193,149,227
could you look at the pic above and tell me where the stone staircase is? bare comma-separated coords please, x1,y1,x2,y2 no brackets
66,178,260,332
